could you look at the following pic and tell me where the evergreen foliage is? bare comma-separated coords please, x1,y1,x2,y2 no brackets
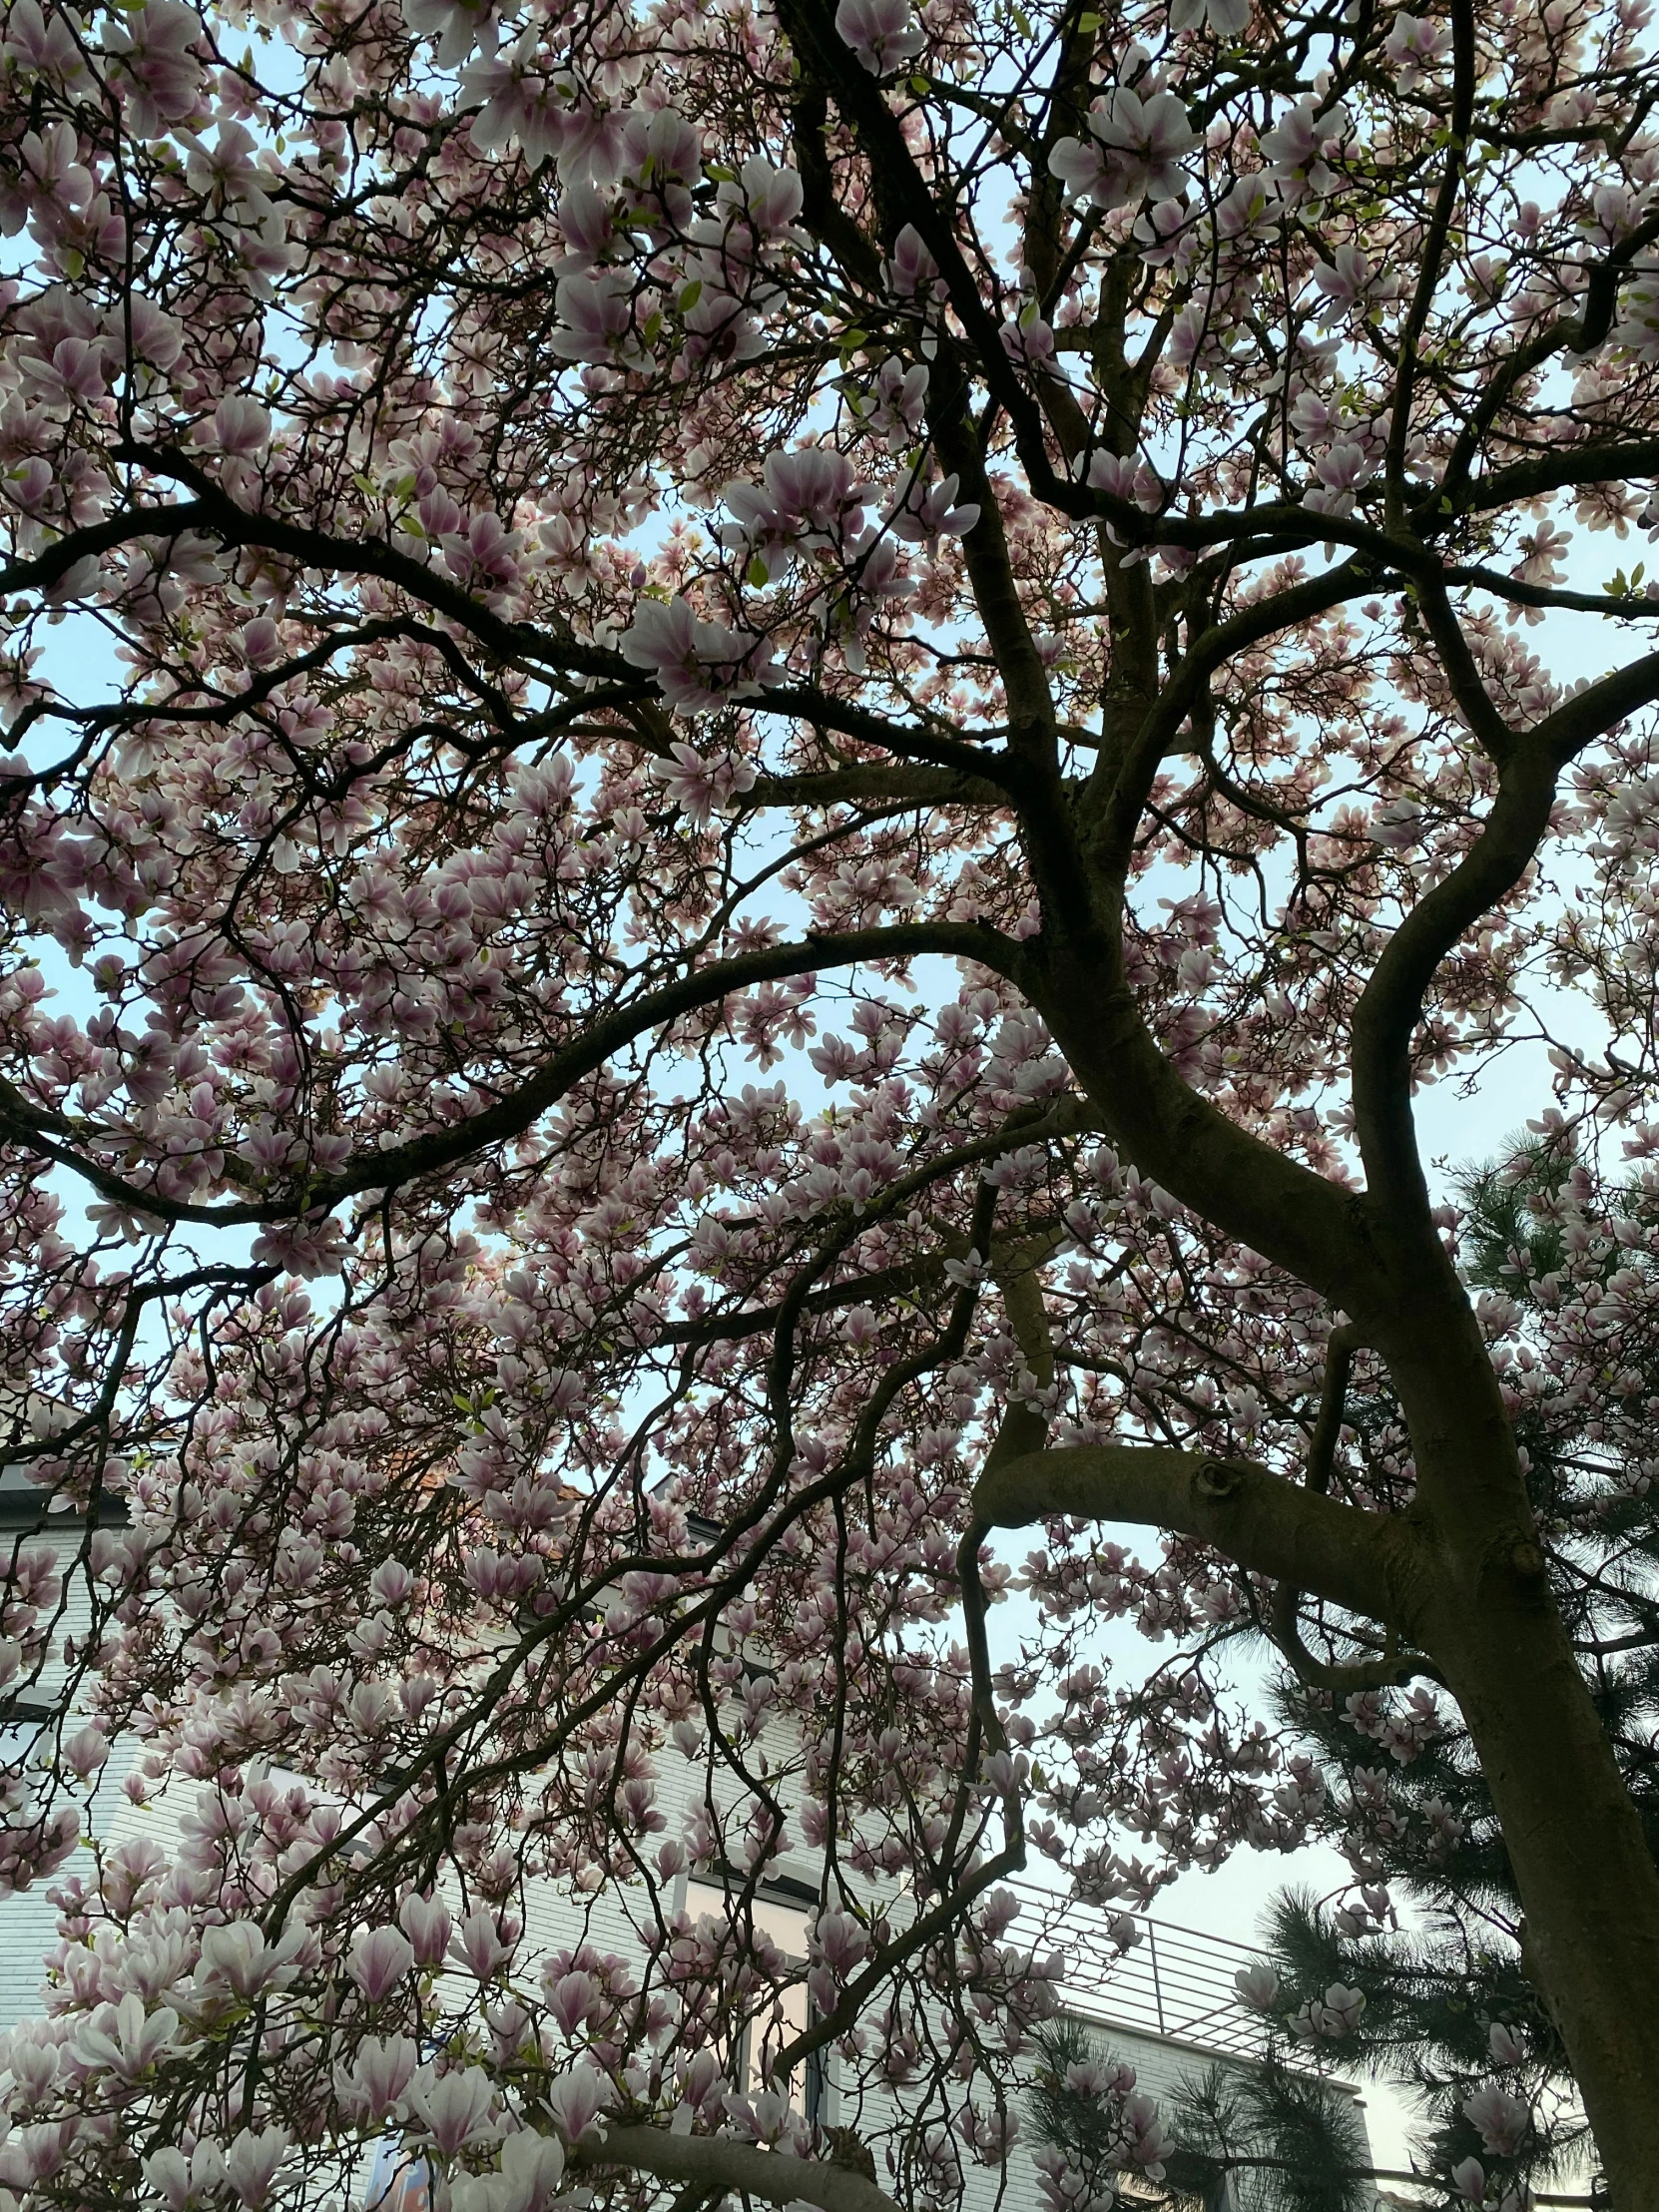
1027,2018,1370,2212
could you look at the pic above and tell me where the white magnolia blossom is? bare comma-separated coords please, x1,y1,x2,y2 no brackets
1233,1958,1280,2010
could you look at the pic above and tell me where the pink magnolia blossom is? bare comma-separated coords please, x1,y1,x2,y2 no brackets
224,2126,288,2210
20,335,107,407
1306,441,1376,517
13,124,93,226
1050,88,1197,211
101,2,203,139
4,0,92,89
114,292,185,369
1383,10,1453,91
181,121,275,224
196,1922,305,2002
240,615,281,665
401,0,508,68
60,1724,108,1777
544,1968,601,2037
1313,242,1378,318
833,0,925,77
1169,0,1251,31
370,1558,416,1607
0,0,1654,2196
335,2034,419,2121
885,469,979,543
549,269,649,368
866,357,929,447
552,182,613,270
620,598,778,719
70,1994,180,2082
464,46,571,171
450,1906,515,1981
810,1906,868,1977
207,394,272,455
144,2144,228,2210
1462,2082,1531,2157
451,2130,567,2212
885,222,941,300
646,738,761,823
1259,97,1349,202
409,2064,498,2155
1288,1981,1366,2038
714,156,805,240
721,448,874,577
346,1925,414,2003
4,2036,59,2099
545,2063,614,2143
1000,312,1057,373
620,106,702,229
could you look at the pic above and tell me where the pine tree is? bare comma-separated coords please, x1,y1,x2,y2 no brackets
1235,1132,1659,2205
1026,2016,1372,2212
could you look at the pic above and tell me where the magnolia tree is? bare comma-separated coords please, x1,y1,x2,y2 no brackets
5,0,1659,2198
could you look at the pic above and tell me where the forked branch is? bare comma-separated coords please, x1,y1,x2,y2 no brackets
1268,1331,1442,1690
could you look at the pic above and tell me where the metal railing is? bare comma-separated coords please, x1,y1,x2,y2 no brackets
1006,1879,1275,2059
1003,1889,1614,2205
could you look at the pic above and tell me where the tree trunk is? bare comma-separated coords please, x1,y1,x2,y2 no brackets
1435,1583,1659,2203
1394,1333,1659,2207
1037,945,1659,2196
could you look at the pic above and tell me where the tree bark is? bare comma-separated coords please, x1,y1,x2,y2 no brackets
574,2125,901,2212
1391,1322,1659,2205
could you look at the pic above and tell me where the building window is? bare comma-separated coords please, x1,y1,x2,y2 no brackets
684,1876,828,2124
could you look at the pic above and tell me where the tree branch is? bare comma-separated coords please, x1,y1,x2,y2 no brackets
1267,1328,1443,1690
573,2127,902,2212
0,922,1023,1228
1533,647,1659,764
1383,0,1475,528
1351,646,1659,1217
1411,572,1513,761
1349,742,1558,1213
972,1445,1403,1625
748,764,1011,810
1459,436,1659,519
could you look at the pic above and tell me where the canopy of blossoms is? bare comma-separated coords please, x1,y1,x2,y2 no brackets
3,0,1659,2199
